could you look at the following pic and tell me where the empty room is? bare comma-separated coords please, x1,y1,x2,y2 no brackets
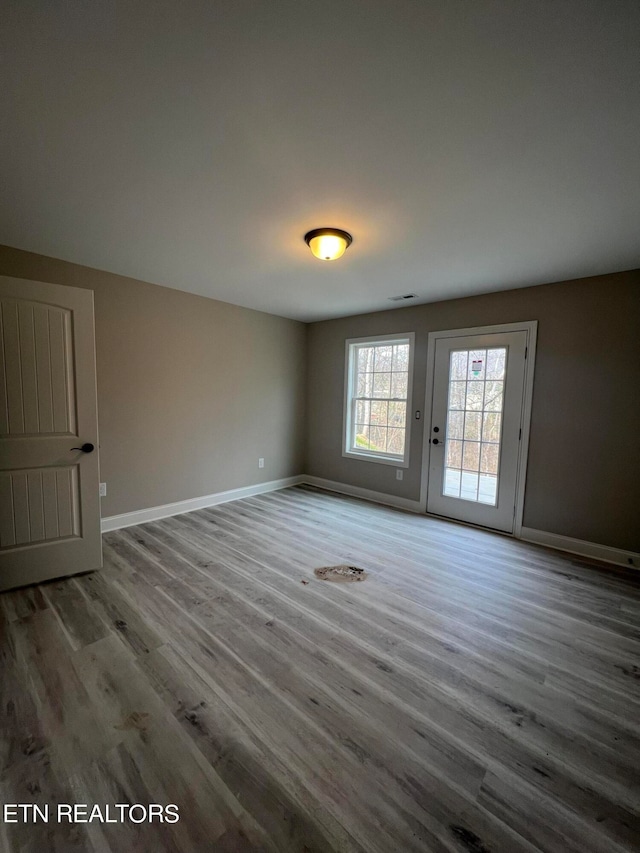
1,2,639,851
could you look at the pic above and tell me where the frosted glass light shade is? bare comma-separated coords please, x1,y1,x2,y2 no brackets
304,228,352,261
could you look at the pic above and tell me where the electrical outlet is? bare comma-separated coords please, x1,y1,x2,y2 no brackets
396,469,403,480
99,482,107,497
258,458,265,469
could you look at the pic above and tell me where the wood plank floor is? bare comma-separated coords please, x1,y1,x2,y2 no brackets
1,485,640,852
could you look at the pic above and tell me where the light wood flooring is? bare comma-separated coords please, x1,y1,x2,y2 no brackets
1,485,640,852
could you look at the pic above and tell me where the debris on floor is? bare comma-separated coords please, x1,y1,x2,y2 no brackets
314,565,368,583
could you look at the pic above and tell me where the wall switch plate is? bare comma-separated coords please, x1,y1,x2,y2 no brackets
99,482,107,497
258,458,265,469
396,470,403,480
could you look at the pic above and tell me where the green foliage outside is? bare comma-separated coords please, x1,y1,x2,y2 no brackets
355,433,382,451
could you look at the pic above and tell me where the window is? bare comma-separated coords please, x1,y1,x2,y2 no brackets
443,347,506,505
343,334,414,466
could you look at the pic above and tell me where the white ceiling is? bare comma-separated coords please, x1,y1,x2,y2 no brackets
2,1,639,322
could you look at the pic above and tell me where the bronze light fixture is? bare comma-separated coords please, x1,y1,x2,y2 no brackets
304,228,353,260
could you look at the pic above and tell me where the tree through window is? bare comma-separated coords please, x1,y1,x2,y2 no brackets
344,335,413,464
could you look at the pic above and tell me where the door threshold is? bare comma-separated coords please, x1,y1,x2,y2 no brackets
424,510,516,538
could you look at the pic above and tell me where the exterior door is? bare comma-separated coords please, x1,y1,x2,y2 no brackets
0,276,102,591
426,326,533,533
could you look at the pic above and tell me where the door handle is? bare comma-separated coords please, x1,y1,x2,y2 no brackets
432,438,441,445
71,443,95,453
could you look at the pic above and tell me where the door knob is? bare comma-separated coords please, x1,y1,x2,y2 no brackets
432,438,440,445
71,443,95,453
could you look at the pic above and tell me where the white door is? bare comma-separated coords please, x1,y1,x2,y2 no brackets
0,276,102,591
426,325,535,533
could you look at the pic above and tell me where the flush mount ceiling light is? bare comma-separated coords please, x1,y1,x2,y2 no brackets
304,228,352,261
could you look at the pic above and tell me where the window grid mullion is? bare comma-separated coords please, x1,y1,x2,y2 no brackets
353,396,407,402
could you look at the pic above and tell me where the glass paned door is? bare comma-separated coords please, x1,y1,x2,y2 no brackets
426,330,529,533
443,347,506,505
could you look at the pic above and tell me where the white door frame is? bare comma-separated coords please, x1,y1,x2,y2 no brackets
419,321,538,537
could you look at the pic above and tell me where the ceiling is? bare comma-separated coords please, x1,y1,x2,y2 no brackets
2,1,639,322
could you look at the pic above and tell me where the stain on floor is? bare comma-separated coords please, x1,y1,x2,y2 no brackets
114,711,151,731
314,565,368,583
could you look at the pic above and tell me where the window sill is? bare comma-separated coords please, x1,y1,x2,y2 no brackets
342,450,409,469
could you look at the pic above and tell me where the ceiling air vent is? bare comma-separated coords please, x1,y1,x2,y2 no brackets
388,293,418,302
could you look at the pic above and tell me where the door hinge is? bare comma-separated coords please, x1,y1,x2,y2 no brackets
525,346,528,359
519,427,522,440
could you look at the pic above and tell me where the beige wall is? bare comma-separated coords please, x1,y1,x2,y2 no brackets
3,243,637,553
0,245,307,518
307,270,640,553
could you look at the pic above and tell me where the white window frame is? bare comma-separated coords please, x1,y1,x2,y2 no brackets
343,332,415,468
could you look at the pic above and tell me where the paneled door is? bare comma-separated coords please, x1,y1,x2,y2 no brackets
426,324,536,533
0,276,102,591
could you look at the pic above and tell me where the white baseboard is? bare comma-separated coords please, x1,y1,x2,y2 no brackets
302,475,423,513
520,527,639,569
101,476,305,532
304,479,638,568
101,475,638,571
